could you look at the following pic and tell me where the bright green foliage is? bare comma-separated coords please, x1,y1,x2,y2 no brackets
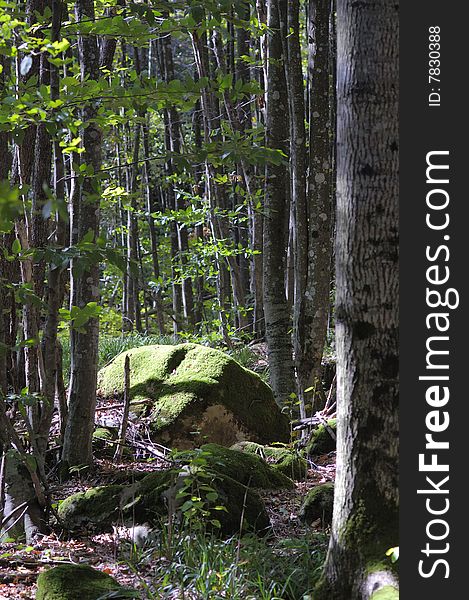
97,344,290,446
35,564,136,600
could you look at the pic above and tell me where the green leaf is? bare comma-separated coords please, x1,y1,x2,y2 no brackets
11,237,21,255
180,500,194,512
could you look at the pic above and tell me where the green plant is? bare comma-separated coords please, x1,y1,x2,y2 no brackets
122,532,328,599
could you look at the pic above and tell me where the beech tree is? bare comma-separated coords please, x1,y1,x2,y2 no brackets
62,0,105,469
316,0,399,597
263,0,295,405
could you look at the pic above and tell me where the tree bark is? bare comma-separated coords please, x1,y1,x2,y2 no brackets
62,0,102,470
262,0,295,405
296,0,334,413
316,0,399,597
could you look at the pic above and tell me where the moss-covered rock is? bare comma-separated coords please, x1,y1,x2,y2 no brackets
189,444,294,489
58,471,173,530
299,483,334,526
306,419,337,457
35,564,134,600
210,473,270,535
231,441,307,480
58,485,125,530
57,463,270,536
92,427,116,457
97,344,289,448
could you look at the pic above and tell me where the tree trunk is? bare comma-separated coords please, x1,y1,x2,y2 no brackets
262,0,295,405
316,0,399,597
296,0,334,413
62,0,102,470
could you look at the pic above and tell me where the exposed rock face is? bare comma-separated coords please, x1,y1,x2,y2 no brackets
97,343,290,448
35,564,133,599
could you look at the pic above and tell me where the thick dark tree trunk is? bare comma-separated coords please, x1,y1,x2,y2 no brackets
316,0,399,597
262,0,295,405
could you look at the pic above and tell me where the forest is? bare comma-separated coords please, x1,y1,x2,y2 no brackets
0,0,399,599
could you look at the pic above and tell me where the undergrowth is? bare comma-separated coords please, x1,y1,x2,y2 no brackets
122,530,328,599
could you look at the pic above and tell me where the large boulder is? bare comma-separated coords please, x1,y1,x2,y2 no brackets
35,564,136,599
57,445,285,536
97,343,289,448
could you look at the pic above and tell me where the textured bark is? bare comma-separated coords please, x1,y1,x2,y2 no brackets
0,55,11,394
316,1,399,597
37,0,65,458
262,0,295,405
62,0,102,469
142,122,165,334
282,0,309,417
125,122,142,332
297,0,334,412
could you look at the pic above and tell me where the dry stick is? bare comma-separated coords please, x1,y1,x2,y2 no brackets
113,354,131,461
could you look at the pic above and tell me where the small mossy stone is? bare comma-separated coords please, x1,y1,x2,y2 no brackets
92,427,117,458
92,427,116,441
299,483,334,526
196,443,294,489
370,585,399,600
306,419,337,457
97,344,289,447
231,441,307,481
35,564,132,600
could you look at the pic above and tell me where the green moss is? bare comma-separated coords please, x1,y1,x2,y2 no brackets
97,344,289,445
370,585,399,600
232,441,307,480
92,427,116,441
299,483,334,525
35,564,129,600
306,419,337,456
196,444,294,489
58,485,125,529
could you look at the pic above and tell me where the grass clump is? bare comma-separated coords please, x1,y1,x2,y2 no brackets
123,531,328,599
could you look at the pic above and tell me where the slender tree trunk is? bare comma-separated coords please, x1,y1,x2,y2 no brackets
316,0,399,597
142,122,165,334
0,55,11,394
62,0,102,470
263,0,295,405
296,0,334,413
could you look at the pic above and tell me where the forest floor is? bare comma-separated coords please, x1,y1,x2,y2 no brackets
0,451,335,599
